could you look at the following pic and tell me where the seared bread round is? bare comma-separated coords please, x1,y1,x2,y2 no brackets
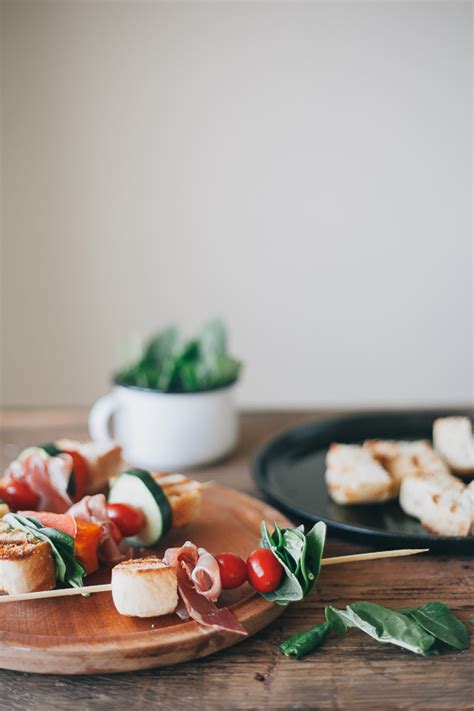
112,556,178,617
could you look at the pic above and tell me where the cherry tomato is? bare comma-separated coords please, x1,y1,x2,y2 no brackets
107,503,145,537
109,520,123,545
216,552,247,589
62,450,88,502
0,479,39,511
246,548,283,593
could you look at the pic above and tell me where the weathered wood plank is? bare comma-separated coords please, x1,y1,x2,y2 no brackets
0,409,472,710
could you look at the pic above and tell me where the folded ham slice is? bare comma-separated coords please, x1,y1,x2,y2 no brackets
6,452,72,513
68,494,124,565
164,542,247,636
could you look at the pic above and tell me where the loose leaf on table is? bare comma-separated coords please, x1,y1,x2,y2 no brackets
403,602,469,650
280,622,332,659
325,602,437,655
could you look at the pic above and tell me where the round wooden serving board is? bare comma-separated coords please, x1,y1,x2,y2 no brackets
0,485,292,675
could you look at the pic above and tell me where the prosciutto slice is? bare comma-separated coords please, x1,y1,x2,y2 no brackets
6,452,72,513
68,494,125,565
164,542,247,636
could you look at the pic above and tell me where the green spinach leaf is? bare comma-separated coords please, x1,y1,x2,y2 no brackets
259,521,326,605
116,320,241,393
326,602,437,655
280,622,332,659
403,602,469,650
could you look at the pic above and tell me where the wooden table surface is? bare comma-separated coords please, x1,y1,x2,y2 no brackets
0,409,472,711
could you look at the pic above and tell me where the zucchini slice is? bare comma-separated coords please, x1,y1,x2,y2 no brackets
108,468,172,547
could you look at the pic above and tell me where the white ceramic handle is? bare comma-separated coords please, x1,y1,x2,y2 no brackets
88,392,118,442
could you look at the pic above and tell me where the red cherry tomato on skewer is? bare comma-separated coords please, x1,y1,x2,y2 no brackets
0,479,39,511
246,548,283,593
216,552,248,589
107,503,144,537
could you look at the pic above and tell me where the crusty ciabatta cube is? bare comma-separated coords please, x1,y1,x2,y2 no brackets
111,557,178,617
432,417,474,477
420,487,472,537
364,439,450,494
399,471,465,520
56,439,123,491
0,521,56,594
152,472,202,528
466,481,474,535
325,444,394,504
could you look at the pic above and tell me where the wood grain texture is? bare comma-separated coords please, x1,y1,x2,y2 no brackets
0,409,472,710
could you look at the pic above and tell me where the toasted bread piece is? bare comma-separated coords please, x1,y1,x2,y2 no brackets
364,439,450,494
112,556,178,617
0,502,10,518
0,522,56,594
56,439,123,491
151,473,202,527
325,444,394,504
433,417,474,476
466,481,474,535
421,487,472,537
399,472,465,520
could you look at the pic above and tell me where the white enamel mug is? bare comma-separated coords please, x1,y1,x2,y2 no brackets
89,383,239,470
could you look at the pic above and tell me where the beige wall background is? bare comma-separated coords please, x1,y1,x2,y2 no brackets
1,0,472,409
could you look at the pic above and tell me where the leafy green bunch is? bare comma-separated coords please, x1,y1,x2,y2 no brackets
259,521,326,605
116,319,241,393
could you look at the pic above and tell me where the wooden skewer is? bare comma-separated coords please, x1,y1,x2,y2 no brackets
321,548,429,566
0,548,429,604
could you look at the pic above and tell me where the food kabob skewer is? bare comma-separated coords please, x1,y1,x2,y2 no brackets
0,547,429,604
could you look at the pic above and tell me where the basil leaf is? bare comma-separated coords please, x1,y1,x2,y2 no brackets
259,521,326,605
280,622,332,659
302,522,326,595
325,605,353,636
4,513,85,589
142,326,179,365
404,602,469,650
328,602,437,655
259,522,304,605
116,321,241,393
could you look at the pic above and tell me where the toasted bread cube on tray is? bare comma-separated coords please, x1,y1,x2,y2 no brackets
325,444,394,504
433,417,474,476
364,439,449,493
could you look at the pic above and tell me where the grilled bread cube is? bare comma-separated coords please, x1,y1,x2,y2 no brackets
466,481,474,535
433,417,474,477
421,487,472,537
151,473,202,528
57,439,123,490
364,439,450,494
399,472,465,520
0,502,10,518
325,444,394,504
112,556,178,617
0,521,56,594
